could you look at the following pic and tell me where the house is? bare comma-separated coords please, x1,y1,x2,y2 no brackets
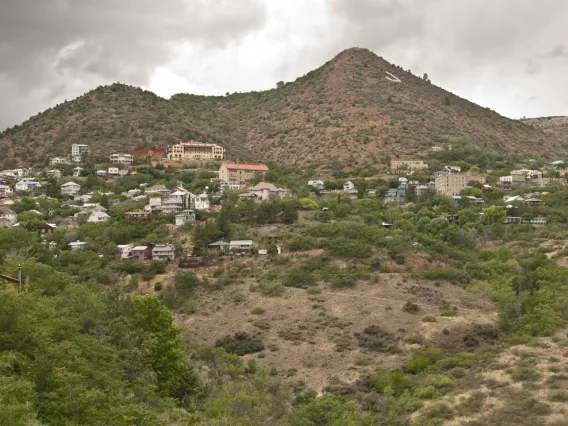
343,181,356,191
416,185,430,200
110,153,134,163
72,156,83,163
68,240,88,251
208,240,230,254
526,198,544,208
39,223,57,235
0,185,12,198
131,246,153,260
219,163,269,184
117,244,133,259
12,169,30,178
108,167,120,176
61,181,81,196
170,188,193,209
175,210,196,226
193,193,210,210
160,197,183,214
221,181,242,191
431,146,444,152
167,141,225,161
96,170,108,177
0,207,17,225
434,173,486,197
15,178,41,192
71,144,90,158
152,244,175,261
46,169,62,179
391,160,428,172
50,157,69,165
308,180,325,190
229,240,254,253
73,167,83,177
125,211,151,222
504,195,525,204
87,211,110,223
238,182,289,201
383,188,398,204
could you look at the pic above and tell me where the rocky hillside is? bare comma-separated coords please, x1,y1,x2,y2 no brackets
0,48,557,169
521,116,568,143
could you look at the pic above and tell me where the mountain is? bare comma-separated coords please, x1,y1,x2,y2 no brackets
0,48,557,170
521,116,568,144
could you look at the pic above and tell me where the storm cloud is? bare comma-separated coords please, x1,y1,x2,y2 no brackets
0,0,567,130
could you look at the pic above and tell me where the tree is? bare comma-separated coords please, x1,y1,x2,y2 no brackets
422,73,431,83
483,205,506,225
276,81,285,89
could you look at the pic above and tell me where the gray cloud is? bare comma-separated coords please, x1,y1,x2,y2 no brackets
0,0,266,129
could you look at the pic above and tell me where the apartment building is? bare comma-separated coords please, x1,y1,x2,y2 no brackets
167,141,225,161
71,144,90,157
219,163,269,184
391,160,428,172
435,173,486,197
110,153,134,163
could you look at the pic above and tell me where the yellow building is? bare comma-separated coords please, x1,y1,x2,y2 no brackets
219,163,269,184
435,173,486,197
167,141,225,161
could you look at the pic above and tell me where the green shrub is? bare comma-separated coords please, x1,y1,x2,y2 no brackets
251,307,266,315
414,386,436,399
548,391,568,402
331,274,356,289
153,282,163,292
403,301,420,314
416,402,454,422
182,299,197,314
215,332,265,356
259,281,285,297
282,267,316,289
407,348,441,373
511,366,540,382
306,286,322,295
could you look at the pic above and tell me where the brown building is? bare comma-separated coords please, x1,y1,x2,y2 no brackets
124,211,151,222
435,173,486,197
219,163,269,184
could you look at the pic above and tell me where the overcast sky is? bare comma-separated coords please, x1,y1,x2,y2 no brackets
1,0,567,131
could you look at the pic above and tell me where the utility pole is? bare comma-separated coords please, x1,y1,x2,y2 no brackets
18,265,22,292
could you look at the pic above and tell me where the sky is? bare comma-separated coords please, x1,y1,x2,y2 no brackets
1,0,567,131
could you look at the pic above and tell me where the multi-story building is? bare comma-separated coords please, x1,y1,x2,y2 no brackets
110,153,134,163
71,144,90,158
167,141,225,161
391,160,428,172
435,173,486,197
219,163,269,184
50,157,70,165
61,181,81,196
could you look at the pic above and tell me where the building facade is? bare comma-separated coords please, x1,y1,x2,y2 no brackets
71,144,90,158
110,153,134,163
167,141,225,161
219,163,269,184
435,173,486,197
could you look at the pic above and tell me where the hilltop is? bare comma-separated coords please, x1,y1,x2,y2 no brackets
0,48,557,170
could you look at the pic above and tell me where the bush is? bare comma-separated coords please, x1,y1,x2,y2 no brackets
407,348,441,373
414,386,436,399
183,299,197,314
282,267,316,289
326,237,373,259
331,274,356,289
306,286,322,295
417,402,454,421
215,332,265,356
420,267,471,286
175,272,201,296
251,307,265,315
548,391,568,402
356,326,399,353
402,301,420,314
153,282,163,292
259,282,285,297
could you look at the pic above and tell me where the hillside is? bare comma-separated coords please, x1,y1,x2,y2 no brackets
0,48,557,170
521,116,568,144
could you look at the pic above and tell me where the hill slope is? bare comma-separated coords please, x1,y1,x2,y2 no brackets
521,116,568,144
0,48,557,169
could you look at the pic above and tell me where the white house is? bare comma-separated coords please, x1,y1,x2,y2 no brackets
118,169,129,176
175,210,196,226
193,192,210,210
160,197,183,214
73,167,83,177
61,181,81,196
343,181,356,191
96,170,108,177
50,157,69,165
117,244,133,259
68,240,88,251
0,185,13,197
72,156,83,163
152,244,176,261
110,153,134,163
0,207,17,224
46,169,62,179
308,180,325,190
108,167,120,176
15,178,41,192
229,240,254,253
87,211,110,223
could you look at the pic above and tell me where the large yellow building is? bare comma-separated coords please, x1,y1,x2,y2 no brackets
391,160,428,172
435,173,486,197
167,141,225,161
219,163,269,184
